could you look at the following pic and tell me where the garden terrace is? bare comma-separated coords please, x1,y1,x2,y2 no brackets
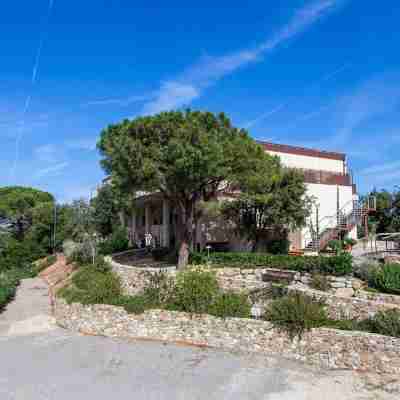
190,252,353,276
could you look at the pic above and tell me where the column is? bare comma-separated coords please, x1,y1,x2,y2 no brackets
162,200,170,248
131,209,136,244
145,204,151,234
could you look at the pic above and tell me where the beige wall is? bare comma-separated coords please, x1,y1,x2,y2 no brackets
302,183,357,248
266,150,345,173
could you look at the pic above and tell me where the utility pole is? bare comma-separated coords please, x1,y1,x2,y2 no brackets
53,201,57,254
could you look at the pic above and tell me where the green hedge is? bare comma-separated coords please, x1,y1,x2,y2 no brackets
190,252,352,276
371,264,400,295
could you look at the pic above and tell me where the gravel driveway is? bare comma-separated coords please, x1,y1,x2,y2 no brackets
0,278,396,399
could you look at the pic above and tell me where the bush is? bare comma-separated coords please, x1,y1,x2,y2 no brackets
360,309,400,338
353,262,381,286
210,292,251,319
190,252,352,276
264,292,328,339
115,295,149,314
62,239,79,260
98,227,129,255
264,238,290,255
326,239,343,253
310,274,331,292
170,269,219,314
371,264,400,295
142,272,175,307
65,266,122,305
0,238,46,272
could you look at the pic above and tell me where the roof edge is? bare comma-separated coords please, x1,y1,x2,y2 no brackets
257,141,346,161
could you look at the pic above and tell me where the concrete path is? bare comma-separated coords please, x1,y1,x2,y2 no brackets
0,278,56,336
0,278,397,399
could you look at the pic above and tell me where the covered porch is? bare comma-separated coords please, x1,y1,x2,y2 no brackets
128,193,176,249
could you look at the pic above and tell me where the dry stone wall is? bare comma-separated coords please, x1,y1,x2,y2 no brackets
54,298,400,375
109,258,400,320
106,256,176,296
288,284,400,320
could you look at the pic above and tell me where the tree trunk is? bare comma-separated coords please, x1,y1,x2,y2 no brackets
176,200,194,270
177,240,190,270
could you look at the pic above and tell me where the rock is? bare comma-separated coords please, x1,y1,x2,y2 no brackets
261,268,297,284
335,288,354,298
352,279,363,291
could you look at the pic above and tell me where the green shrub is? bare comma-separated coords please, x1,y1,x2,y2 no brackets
371,264,400,295
98,227,129,255
353,262,381,286
170,269,219,314
360,309,400,338
327,239,344,253
68,267,122,305
323,318,360,331
264,292,328,339
0,238,46,272
142,272,175,307
190,252,352,276
210,292,251,319
115,295,149,314
310,274,331,292
265,238,290,255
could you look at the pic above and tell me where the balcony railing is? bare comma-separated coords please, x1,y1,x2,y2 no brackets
302,169,352,186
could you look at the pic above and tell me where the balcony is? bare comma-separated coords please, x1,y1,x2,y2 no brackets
302,169,352,186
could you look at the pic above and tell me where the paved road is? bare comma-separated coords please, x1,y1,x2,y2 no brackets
0,278,395,399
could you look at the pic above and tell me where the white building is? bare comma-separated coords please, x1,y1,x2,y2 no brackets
126,141,373,253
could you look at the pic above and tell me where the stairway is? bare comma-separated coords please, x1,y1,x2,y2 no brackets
304,196,376,252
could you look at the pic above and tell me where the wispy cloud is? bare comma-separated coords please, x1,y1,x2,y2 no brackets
143,0,342,114
243,103,287,129
359,160,400,177
357,160,400,189
82,94,154,108
65,137,98,151
324,73,400,148
34,161,69,179
10,0,55,182
34,144,58,163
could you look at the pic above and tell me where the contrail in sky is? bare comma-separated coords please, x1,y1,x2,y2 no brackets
10,0,55,182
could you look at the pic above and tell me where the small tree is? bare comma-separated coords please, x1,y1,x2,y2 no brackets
67,199,98,264
98,110,276,269
91,184,120,237
221,167,311,252
0,186,54,241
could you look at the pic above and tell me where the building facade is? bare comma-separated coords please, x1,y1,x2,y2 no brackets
126,141,364,253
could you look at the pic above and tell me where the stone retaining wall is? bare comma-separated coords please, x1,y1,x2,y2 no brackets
54,298,400,375
288,284,400,320
357,290,400,306
108,259,400,320
107,256,176,296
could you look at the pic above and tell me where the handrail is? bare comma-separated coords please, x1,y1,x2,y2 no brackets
303,196,376,251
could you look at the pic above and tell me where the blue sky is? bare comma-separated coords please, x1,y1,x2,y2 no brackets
1,0,400,202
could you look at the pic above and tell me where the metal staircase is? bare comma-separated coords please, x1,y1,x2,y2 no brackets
304,196,376,253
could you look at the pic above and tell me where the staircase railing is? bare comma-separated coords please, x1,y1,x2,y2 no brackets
303,196,376,252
